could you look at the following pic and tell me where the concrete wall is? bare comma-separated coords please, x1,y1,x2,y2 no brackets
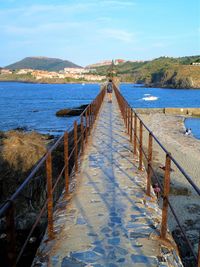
136,108,200,116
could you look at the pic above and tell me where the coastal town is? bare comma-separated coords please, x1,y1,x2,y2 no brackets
0,66,107,82
0,58,147,82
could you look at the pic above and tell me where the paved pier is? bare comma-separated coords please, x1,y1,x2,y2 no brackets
33,93,182,267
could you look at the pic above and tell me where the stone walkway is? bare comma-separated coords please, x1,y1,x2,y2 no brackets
33,93,182,267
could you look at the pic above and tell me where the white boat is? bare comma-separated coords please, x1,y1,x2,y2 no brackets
142,96,158,101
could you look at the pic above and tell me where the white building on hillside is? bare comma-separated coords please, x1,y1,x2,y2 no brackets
64,68,89,74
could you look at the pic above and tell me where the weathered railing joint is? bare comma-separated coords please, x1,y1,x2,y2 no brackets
6,200,16,267
74,121,78,173
134,113,137,155
64,132,69,194
147,132,153,196
46,152,54,240
139,120,143,170
160,153,171,239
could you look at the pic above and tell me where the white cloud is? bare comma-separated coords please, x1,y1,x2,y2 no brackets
0,20,87,37
0,2,91,19
99,28,135,43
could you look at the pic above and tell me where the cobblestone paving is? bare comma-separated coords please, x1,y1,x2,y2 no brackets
33,94,182,267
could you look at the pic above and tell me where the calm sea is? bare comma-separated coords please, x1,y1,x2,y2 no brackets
0,82,199,138
0,82,99,135
120,84,200,139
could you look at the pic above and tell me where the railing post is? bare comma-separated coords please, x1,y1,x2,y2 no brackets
93,101,96,120
125,106,127,128
74,121,78,172
161,153,171,239
64,132,69,194
126,107,129,130
46,152,54,240
139,121,143,170
81,116,84,154
85,110,88,143
91,103,94,126
94,100,97,120
121,100,124,121
147,132,153,196
87,106,90,136
89,105,91,133
6,202,16,267
134,113,137,155
130,109,133,142
128,108,130,135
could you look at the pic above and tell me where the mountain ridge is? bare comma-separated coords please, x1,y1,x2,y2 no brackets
5,57,82,71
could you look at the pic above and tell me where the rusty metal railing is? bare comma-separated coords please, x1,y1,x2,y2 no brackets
114,84,200,267
0,86,106,267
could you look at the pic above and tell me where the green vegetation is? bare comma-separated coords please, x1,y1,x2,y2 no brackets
5,57,81,71
0,73,103,84
94,56,200,88
0,73,37,83
2,55,200,88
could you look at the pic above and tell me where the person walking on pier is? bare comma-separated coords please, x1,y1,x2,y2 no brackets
107,79,113,103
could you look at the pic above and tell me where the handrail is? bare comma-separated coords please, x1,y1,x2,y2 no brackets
137,113,200,196
0,85,106,266
113,84,200,266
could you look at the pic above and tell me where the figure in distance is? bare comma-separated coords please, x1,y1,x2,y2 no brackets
107,79,113,103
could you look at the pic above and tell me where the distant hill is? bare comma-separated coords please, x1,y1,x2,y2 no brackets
94,55,200,88
5,57,82,71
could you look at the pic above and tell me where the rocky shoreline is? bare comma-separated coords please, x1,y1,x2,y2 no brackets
0,128,81,266
139,112,200,266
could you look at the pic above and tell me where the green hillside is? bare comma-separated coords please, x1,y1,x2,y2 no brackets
5,57,82,71
94,56,200,88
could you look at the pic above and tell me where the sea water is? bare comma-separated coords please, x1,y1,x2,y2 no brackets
0,82,200,139
0,82,99,135
120,83,200,139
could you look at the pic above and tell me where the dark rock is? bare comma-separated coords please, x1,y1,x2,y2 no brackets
13,126,29,131
56,104,89,117
56,109,82,117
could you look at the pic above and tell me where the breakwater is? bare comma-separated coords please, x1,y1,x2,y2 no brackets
136,107,200,116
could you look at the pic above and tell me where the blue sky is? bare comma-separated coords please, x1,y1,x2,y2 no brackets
0,0,199,67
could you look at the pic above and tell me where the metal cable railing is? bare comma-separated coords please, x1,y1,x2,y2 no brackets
114,84,200,267
0,86,106,267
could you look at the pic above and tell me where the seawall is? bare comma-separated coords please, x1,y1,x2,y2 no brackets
136,107,200,116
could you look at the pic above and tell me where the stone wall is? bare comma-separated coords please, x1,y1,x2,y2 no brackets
136,107,200,116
